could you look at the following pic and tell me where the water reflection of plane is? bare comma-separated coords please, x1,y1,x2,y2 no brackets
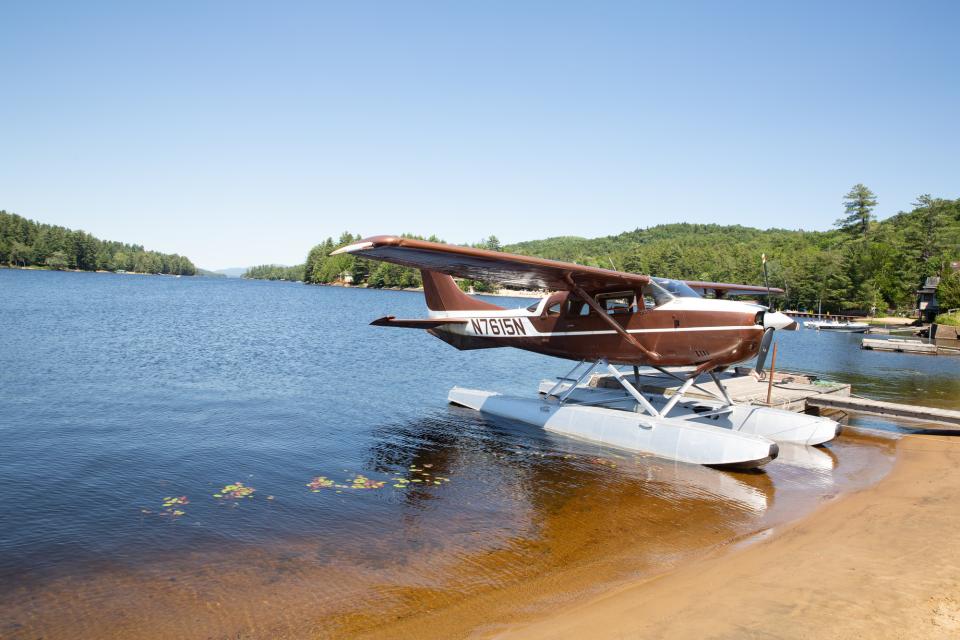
366,410,773,515
774,442,837,473
623,454,772,514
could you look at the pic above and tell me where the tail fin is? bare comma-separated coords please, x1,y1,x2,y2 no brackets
421,270,504,312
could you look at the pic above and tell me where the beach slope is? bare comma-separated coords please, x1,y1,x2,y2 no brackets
499,433,960,640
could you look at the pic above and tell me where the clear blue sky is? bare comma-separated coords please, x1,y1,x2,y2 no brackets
2,2,957,270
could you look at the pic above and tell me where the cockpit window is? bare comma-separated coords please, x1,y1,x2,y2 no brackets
597,292,638,315
642,280,675,307
651,278,701,299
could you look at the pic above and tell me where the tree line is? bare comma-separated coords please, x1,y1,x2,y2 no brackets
246,185,960,314
0,210,198,276
242,264,306,281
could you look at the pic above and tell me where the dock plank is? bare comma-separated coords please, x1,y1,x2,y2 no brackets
806,395,960,429
591,370,851,413
862,337,938,354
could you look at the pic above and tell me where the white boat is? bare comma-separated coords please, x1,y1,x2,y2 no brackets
804,319,869,333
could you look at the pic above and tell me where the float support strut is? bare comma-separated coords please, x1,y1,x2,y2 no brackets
604,360,661,418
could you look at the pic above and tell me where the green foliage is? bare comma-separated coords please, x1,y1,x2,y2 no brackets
296,233,442,288
502,189,959,314
260,186,960,314
934,311,960,327
0,210,197,275
835,183,877,238
45,251,68,270
242,264,305,281
937,271,960,312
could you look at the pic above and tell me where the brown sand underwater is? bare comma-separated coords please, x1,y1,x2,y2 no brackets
2,428,895,639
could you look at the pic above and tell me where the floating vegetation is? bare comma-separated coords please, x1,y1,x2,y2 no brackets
393,466,450,489
141,495,189,519
349,474,385,490
214,482,255,500
307,476,335,491
308,468,450,493
308,474,385,492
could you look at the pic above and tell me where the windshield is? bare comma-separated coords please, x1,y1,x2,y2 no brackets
652,277,701,299
642,280,675,307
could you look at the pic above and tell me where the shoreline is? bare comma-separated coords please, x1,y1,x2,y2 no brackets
0,265,189,277
492,431,960,639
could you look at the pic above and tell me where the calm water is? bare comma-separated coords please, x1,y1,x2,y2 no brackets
0,269,955,638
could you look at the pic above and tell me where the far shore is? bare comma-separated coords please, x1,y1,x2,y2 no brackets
1,264,189,277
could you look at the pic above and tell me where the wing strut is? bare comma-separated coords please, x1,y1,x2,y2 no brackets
565,276,663,364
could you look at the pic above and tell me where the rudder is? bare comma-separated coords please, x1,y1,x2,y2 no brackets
420,270,504,312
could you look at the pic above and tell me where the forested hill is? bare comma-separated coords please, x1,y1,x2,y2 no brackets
262,187,960,314
0,210,197,276
242,264,305,281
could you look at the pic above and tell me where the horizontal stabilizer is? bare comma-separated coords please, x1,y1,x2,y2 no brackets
370,316,468,329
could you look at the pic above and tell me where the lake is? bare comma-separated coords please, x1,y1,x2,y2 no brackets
0,269,956,638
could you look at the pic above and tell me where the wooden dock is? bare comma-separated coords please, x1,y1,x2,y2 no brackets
590,368,851,413
586,367,959,431
806,395,960,430
862,337,960,356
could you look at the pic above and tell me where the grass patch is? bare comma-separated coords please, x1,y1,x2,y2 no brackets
934,311,960,327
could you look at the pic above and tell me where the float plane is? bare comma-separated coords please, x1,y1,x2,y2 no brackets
333,236,840,469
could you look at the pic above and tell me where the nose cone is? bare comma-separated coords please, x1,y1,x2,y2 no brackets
764,311,797,330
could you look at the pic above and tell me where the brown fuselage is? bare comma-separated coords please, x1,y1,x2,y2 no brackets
431,291,764,368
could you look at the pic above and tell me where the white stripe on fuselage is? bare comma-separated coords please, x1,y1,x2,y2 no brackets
428,297,765,339
427,297,765,318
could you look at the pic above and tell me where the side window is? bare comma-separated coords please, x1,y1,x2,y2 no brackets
602,296,633,314
597,292,638,315
547,302,562,315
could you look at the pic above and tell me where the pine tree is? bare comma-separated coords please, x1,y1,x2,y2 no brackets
836,184,877,238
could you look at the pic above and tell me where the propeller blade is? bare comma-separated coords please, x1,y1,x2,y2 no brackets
755,327,775,375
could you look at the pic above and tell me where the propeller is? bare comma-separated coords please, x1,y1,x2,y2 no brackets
754,253,793,377
755,327,775,375
754,310,797,376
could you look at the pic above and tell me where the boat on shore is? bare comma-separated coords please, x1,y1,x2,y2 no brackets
804,319,870,333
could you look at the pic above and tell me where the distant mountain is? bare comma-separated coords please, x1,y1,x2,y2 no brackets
213,267,248,278
196,268,227,278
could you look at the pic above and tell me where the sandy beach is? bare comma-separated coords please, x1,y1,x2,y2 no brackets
495,431,960,640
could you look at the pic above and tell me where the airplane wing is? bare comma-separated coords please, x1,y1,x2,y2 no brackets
331,235,650,291
682,280,785,297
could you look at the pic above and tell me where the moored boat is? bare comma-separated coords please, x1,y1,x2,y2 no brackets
804,319,870,333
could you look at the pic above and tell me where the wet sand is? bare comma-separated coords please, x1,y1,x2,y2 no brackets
494,431,960,640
